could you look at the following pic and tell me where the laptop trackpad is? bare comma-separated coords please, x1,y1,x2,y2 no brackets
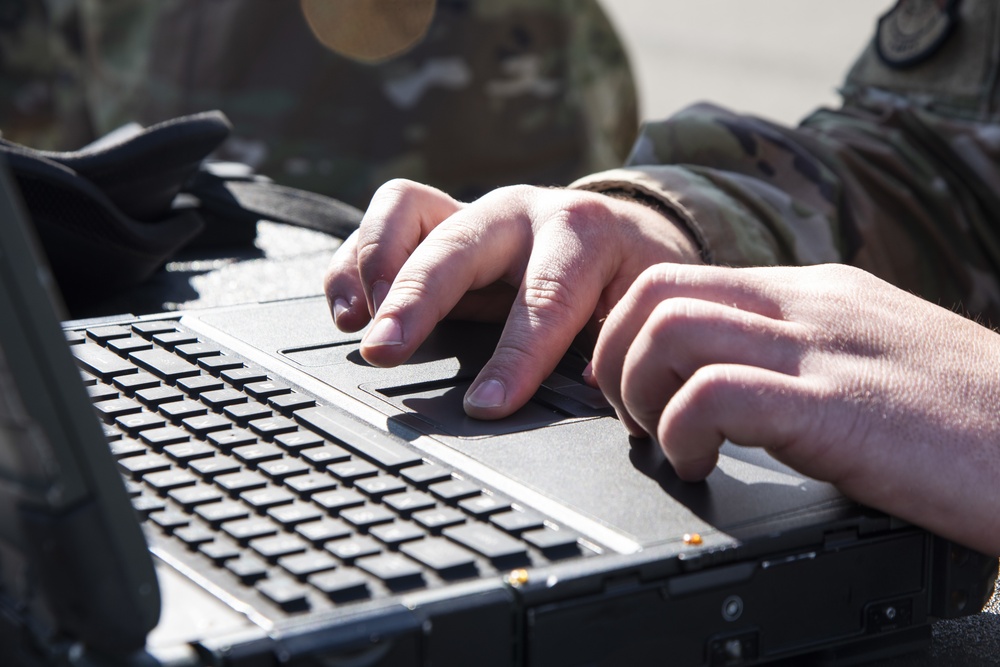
372,374,843,548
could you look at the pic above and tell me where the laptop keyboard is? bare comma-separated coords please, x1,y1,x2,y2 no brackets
68,320,587,615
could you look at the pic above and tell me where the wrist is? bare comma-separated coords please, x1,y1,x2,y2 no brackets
599,188,705,264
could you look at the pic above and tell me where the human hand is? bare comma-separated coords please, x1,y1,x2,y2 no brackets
324,179,701,418
591,263,1000,555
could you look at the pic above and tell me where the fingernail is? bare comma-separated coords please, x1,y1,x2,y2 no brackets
332,297,350,326
466,378,506,409
372,280,390,314
363,316,403,347
581,362,595,386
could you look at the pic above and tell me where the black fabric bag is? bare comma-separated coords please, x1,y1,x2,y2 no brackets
0,111,362,308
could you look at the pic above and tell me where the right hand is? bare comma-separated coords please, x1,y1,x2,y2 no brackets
323,179,702,419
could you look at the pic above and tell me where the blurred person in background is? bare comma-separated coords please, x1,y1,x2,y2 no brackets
0,0,637,209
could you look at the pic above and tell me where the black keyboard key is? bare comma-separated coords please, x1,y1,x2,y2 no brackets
201,388,247,409
327,460,379,482
299,444,351,465
340,504,395,530
118,453,171,476
189,455,241,478
274,431,326,452
198,355,245,373
143,469,198,492
257,574,311,612
208,428,257,450
241,486,296,510
412,507,465,531
401,463,451,486
109,438,147,458
401,538,477,576
369,521,426,546
308,569,369,601
177,375,224,395
88,384,120,401
136,386,186,406
296,407,423,470
270,502,325,528
383,490,437,515
443,524,528,564
149,509,190,531
232,443,284,465
225,402,272,425
153,331,198,349
158,400,208,421
215,470,268,494
285,472,339,496
522,527,580,558
356,553,423,589
311,488,365,513
225,554,269,583
129,349,199,381
251,533,309,560
174,522,216,547
94,397,143,420
248,416,297,438
182,413,232,435
268,392,316,413
163,440,216,462
115,411,167,435
355,475,408,499
295,517,352,543
490,509,546,534
86,325,132,342
72,343,137,380
195,500,250,525
222,367,268,387
279,550,338,578
175,342,222,360
458,493,512,517
131,493,166,515
326,536,381,561
114,371,160,393
200,538,242,563
131,321,178,338
139,425,191,448
107,337,154,354
223,517,280,542
428,478,480,502
245,380,292,400
169,484,224,509
259,457,312,480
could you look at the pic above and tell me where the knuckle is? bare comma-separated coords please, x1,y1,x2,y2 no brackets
522,273,578,320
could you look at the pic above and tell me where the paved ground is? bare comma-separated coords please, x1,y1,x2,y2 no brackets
603,0,882,125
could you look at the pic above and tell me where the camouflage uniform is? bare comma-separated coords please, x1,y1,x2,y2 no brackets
573,0,1000,325
0,0,638,209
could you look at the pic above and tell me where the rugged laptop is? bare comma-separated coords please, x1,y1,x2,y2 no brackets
0,165,995,666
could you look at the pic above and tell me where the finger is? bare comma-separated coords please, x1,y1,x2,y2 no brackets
463,216,616,419
324,231,370,332
593,263,790,429
658,364,840,482
354,179,463,315
616,298,803,438
360,189,534,367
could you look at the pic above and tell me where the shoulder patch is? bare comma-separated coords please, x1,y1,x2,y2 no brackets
875,0,961,69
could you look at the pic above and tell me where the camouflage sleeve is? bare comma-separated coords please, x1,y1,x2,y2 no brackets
571,101,1000,324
